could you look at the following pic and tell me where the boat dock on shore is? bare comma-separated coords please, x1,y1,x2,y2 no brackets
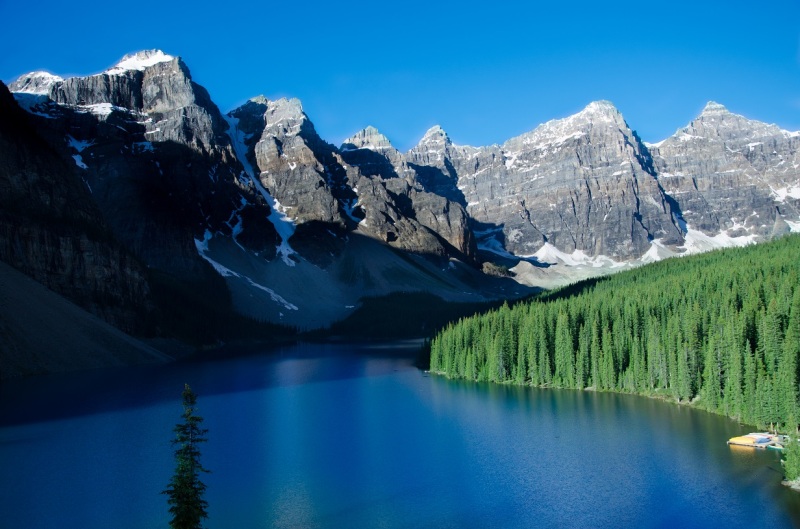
727,433,786,450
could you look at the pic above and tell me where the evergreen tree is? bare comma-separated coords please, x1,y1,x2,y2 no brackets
778,290,800,432
783,437,800,482
163,384,209,529
554,310,574,388
427,235,800,433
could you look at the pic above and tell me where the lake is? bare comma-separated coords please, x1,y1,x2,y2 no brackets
1,341,798,528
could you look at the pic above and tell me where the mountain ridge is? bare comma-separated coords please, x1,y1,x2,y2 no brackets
3,49,800,365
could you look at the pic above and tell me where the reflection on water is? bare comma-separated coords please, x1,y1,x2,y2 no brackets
1,342,798,529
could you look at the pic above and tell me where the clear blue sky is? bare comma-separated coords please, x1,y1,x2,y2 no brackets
1,0,798,151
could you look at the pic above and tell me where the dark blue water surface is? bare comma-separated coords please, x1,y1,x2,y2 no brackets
1,342,799,528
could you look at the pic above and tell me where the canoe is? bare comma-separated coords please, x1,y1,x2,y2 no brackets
727,433,776,448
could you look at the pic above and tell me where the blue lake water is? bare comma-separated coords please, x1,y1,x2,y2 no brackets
1,341,799,528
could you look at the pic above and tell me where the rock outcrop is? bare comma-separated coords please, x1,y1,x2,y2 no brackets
228,96,350,227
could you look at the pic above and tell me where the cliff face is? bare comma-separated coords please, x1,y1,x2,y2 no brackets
447,102,682,259
649,102,800,238
0,81,152,334
228,97,349,228
229,98,476,261
10,51,279,277
339,125,476,259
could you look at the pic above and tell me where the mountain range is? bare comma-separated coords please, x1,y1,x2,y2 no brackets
2,49,799,376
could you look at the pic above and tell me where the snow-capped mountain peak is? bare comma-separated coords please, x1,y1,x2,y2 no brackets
700,101,729,115
105,50,175,75
506,100,629,153
9,71,63,94
417,125,450,147
582,100,621,117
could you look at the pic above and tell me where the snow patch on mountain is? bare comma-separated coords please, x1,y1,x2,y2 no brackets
223,114,297,266
679,225,758,255
67,135,94,152
786,220,800,232
66,135,93,170
474,226,515,258
12,93,58,118
772,185,800,203
194,230,298,311
531,242,625,268
106,50,174,75
71,155,88,170
75,103,130,118
342,198,363,224
639,240,674,264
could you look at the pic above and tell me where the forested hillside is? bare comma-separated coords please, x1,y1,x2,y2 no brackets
430,235,800,432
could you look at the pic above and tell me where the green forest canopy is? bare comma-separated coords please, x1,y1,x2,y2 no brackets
429,234,800,433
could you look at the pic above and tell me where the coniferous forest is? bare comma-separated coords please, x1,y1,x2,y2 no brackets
429,235,800,433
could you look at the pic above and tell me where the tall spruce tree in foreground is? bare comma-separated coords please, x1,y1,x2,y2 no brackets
163,384,209,529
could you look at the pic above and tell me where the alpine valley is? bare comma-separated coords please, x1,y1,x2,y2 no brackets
2,49,799,377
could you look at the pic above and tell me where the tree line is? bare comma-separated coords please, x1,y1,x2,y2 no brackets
430,235,800,433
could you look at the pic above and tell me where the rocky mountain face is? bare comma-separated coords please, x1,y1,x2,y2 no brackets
648,102,800,239
338,125,475,258
0,80,152,334
4,49,800,350
228,98,475,261
449,101,684,259
10,51,279,277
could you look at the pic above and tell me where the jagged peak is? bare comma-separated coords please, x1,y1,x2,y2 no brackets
545,100,626,130
267,97,303,114
9,71,63,94
228,95,270,117
263,98,307,130
408,125,451,155
701,101,729,115
341,126,395,152
420,125,449,143
423,124,446,137
508,100,628,150
575,100,628,126
105,50,176,75
582,100,621,116
658,101,789,146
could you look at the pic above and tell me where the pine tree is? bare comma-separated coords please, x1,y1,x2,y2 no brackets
554,310,574,388
783,437,800,482
428,235,800,433
163,384,210,529
780,290,800,432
